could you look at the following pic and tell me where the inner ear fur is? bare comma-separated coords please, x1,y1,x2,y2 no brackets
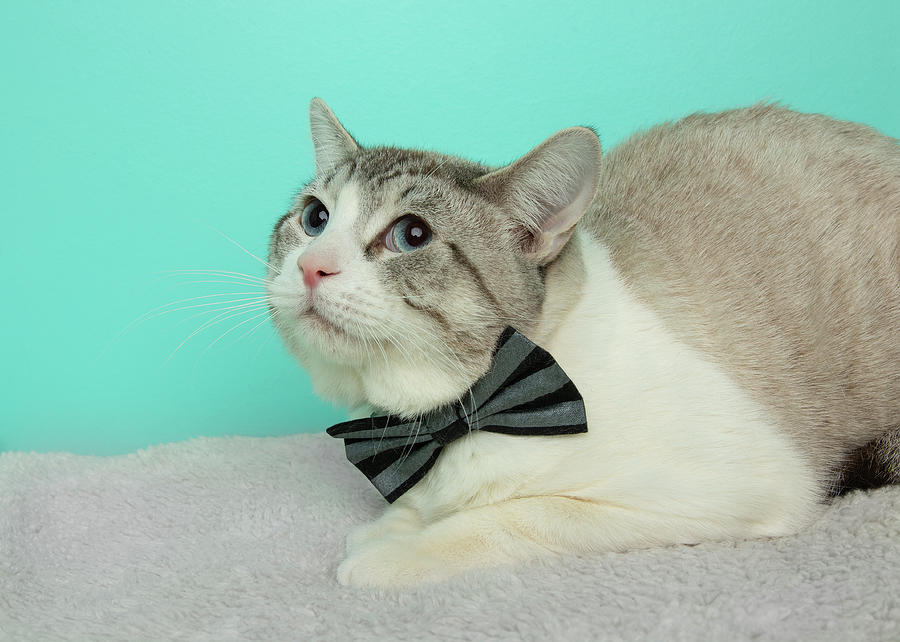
309,98,360,174
475,127,601,264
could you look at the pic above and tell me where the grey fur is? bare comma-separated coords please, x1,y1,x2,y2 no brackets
586,104,899,489
268,136,549,370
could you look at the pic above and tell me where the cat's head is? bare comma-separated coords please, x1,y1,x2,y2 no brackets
266,98,600,416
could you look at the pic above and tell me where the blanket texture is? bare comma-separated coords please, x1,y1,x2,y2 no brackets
1,433,898,641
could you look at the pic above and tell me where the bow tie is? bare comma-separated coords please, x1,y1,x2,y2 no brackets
326,327,588,503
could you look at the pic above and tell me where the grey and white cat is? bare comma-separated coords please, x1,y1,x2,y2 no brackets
266,99,899,587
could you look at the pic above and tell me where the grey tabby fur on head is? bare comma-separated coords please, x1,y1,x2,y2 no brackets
268,98,899,494
267,99,600,420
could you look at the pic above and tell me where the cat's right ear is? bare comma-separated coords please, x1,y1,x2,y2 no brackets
475,127,601,265
309,98,359,174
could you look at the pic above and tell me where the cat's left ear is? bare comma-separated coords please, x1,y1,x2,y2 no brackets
475,127,601,264
309,98,360,174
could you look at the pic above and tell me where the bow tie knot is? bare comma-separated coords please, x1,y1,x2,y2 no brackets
327,327,588,503
430,408,475,445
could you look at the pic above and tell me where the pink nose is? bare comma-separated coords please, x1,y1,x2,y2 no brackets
298,254,340,290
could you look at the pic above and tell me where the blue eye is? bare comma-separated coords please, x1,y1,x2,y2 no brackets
385,215,432,253
300,198,329,236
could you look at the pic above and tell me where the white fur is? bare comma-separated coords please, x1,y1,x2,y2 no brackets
336,230,819,587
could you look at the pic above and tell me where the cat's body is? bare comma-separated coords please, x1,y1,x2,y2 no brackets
591,106,899,482
267,101,899,587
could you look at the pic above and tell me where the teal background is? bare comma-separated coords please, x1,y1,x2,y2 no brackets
2,0,898,455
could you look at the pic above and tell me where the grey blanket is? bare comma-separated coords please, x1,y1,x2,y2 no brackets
1,433,898,641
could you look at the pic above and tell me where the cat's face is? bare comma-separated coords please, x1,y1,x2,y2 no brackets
267,99,601,416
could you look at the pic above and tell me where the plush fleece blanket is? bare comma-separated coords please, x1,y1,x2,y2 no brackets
1,433,898,641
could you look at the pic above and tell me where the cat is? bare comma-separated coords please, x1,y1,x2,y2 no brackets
266,98,899,587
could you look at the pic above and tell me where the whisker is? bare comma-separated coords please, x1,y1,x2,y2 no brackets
158,269,273,284
382,316,473,390
422,156,452,180
99,293,271,359
397,415,423,465
166,304,271,364
196,308,273,362
375,410,392,453
148,295,271,320
204,225,278,272
232,314,276,355
102,225,281,364
166,279,272,289
173,300,271,327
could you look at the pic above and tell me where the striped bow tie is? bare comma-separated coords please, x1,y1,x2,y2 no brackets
326,327,588,503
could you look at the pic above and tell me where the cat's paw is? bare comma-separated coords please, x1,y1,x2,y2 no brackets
337,535,437,588
344,507,422,555
345,521,390,554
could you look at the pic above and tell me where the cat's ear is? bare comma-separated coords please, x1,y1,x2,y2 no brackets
309,98,359,174
475,127,601,264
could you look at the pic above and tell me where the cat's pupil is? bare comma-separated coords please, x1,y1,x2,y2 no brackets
406,224,425,246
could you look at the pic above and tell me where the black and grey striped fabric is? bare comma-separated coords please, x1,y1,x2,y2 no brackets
326,327,588,503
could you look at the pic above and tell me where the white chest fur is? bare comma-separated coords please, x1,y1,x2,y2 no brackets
399,231,818,539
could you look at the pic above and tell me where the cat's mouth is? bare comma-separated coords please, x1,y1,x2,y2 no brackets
300,306,346,336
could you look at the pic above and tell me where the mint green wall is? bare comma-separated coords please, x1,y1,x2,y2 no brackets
2,1,897,455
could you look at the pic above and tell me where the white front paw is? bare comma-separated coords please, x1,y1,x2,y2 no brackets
344,520,396,555
337,535,435,588
344,507,422,555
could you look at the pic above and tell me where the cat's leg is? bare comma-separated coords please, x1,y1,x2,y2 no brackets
337,493,754,588
837,428,900,493
344,503,422,554
872,428,900,483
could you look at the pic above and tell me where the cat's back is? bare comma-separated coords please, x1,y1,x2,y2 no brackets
587,104,899,469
